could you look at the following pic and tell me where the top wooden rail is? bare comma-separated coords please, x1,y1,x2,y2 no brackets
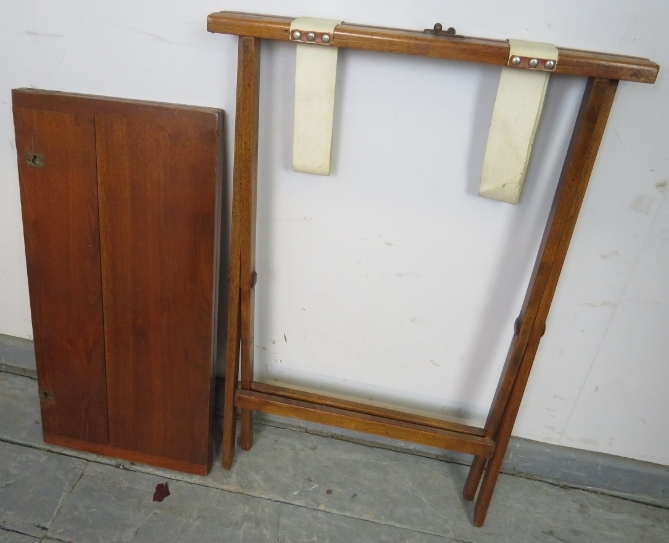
207,11,659,84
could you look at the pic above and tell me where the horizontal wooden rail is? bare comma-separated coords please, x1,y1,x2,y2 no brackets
235,389,495,457
252,381,485,437
207,11,659,84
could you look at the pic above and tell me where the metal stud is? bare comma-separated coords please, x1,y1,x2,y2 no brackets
528,58,539,68
510,56,521,66
307,31,316,42
292,30,301,40
545,59,556,70
321,33,331,44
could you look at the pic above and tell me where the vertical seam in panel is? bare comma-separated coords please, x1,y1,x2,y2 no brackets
93,115,112,445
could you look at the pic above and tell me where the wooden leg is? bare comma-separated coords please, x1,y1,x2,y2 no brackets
464,325,537,499
469,77,619,526
240,279,256,451
463,455,487,501
474,324,544,525
239,144,259,452
222,36,262,469
464,330,531,497
235,36,262,453
221,278,241,470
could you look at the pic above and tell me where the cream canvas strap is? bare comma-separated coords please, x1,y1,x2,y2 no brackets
479,39,558,204
290,17,342,175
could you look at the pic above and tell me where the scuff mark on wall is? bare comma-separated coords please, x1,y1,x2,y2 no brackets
582,301,617,308
55,51,66,72
599,250,620,259
91,19,173,44
630,195,654,215
24,30,65,38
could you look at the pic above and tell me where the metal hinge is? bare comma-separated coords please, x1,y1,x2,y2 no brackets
424,23,464,39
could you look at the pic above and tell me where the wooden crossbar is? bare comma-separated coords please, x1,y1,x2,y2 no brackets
251,381,485,437
209,11,659,527
207,11,659,83
236,389,495,457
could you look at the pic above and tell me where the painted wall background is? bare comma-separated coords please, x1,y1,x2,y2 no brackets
0,0,667,465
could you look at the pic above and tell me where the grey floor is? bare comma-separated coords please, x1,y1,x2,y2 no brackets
1,371,669,542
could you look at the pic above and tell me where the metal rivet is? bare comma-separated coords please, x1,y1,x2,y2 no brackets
307,31,316,42
529,58,539,68
321,33,331,44
545,59,556,70
510,56,521,66
292,30,301,40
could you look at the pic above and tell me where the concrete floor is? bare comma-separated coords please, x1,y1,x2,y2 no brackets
1,371,668,542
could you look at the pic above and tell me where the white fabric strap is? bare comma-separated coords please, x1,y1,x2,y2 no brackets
291,17,342,176
479,39,558,204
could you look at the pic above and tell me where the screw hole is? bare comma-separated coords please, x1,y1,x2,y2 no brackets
26,153,44,167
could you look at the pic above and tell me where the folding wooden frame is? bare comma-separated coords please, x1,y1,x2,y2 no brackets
208,11,659,526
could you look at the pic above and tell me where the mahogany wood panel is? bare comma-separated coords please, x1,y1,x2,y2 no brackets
12,89,222,121
207,11,659,84
13,89,223,474
236,390,495,457
43,432,208,475
222,36,261,470
252,381,485,437
96,106,222,470
13,102,109,445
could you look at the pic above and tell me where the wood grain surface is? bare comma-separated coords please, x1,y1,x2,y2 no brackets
236,389,495,457
208,11,656,526
13,104,110,445
13,89,223,473
468,78,620,526
96,108,221,470
207,11,659,84
238,35,261,453
252,381,485,437
43,432,208,475
221,36,262,470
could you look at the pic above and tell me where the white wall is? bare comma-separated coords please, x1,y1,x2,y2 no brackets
1,1,667,465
